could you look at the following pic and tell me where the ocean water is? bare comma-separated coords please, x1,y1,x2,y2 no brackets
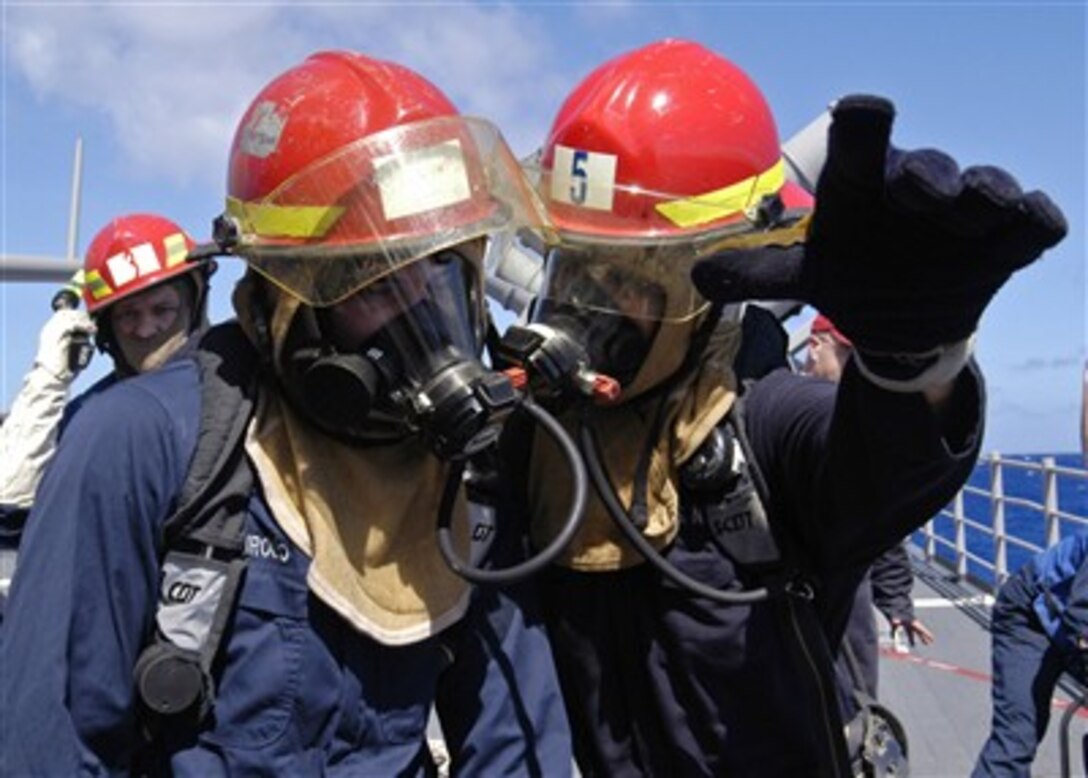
914,452,1088,586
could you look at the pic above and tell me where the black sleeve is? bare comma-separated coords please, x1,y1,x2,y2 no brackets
744,359,982,573
732,305,792,382
869,542,915,623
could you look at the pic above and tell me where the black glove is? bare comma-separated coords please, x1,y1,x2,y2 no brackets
691,95,1067,387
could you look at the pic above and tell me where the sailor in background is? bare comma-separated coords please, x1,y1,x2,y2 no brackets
973,532,1088,777
0,213,213,621
0,298,93,615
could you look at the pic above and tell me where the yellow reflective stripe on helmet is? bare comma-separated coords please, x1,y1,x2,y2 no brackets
163,232,190,267
655,158,787,229
84,269,114,300
225,196,345,239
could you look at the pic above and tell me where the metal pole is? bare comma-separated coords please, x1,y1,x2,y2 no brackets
992,453,1007,593
66,137,84,261
954,491,967,580
1058,689,1088,778
1044,456,1061,548
923,517,936,563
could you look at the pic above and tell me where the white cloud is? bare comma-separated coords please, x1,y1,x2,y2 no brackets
6,3,565,186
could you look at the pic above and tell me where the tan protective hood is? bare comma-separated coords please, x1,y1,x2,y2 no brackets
234,272,471,645
529,318,741,570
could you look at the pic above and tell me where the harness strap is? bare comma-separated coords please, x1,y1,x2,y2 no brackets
137,322,260,733
165,322,259,549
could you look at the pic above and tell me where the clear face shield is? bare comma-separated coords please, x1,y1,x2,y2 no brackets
224,117,547,457
228,116,544,305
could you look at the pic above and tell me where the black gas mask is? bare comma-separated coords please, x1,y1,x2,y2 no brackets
279,250,518,459
269,247,588,585
498,245,664,405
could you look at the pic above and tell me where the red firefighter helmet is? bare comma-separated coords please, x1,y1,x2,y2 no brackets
224,50,539,306
531,39,813,330
82,213,200,315
537,38,810,241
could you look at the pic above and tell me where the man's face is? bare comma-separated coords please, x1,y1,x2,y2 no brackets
803,332,852,383
322,239,484,353
110,279,193,373
323,263,431,352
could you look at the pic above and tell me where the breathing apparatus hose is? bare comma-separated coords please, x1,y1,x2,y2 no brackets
576,418,770,604
436,394,588,585
571,300,774,605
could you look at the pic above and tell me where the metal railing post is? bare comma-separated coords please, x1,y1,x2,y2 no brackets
924,517,936,562
954,491,967,580
991,453,1007,593
1043,456,1060,548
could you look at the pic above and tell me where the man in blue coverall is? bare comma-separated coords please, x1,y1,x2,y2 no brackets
973,533,1088,777
496,38,1067,777
0,50,571,776
0,213,214,621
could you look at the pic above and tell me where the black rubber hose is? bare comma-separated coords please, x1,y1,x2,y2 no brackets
577,417,771,604
436,395,588,585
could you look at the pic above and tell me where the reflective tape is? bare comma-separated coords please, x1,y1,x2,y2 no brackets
700,212,812,255
164,232,191,267
84,269,114,300
656,158,787,229
226,196,345,240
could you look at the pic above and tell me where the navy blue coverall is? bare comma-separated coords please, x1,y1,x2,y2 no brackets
514,360,983,777
973,532,1088,777
841,540,919,698
0,372,116,624
0,358,572,776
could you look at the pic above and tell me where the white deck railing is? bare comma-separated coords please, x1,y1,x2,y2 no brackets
917,453,1088,595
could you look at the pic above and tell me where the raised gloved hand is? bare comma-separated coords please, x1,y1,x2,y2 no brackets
35,307,96,382
691,95,1068,391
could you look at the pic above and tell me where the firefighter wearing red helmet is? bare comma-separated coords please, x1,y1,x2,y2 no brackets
495,38,1065,776
216,51,552,444
0,50,572,776
82,212,216,375
1,212,213,616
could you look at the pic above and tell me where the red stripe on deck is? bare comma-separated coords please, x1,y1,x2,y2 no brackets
880,648,1088,719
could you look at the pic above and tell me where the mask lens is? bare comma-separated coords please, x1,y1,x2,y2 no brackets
322,249,482,374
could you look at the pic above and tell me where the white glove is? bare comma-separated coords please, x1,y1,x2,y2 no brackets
1,312,89,507
34,308,96,382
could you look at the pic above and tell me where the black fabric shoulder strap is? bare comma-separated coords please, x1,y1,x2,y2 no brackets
135,322,261,745
163,321,260,552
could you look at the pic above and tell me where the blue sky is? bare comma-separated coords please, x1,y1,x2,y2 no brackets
2,1,1084,455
